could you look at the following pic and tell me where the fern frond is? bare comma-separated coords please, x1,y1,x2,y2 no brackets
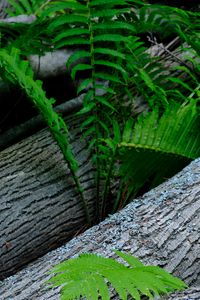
6,0,45,16
47,250,187,300
130,4,190,37
0,47,91,224
114,101,200,207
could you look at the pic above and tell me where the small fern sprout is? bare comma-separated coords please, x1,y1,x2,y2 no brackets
47,250,187,300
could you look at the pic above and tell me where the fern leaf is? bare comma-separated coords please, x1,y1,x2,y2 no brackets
93,21,136,32
91,8,130,18
7,0,44,16
55,37,90,49
42,0,86,16
47,251,187,300
77,78,93,94
116,101,200,203
54,28,90,42
114,250,144,268
94,60,127,76
48,15,88,32
66,50,90,69
93,34,128,43
94,48,125,59
71,64,92,80
90,0,127,6
7,0,26,15
95,72,124,84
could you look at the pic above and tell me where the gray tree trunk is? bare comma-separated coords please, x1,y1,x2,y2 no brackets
0,158,200,299
0,116,95,279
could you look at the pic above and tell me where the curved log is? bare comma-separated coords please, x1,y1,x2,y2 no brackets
0,158,200,299
0,95,84,151
0,116,95,279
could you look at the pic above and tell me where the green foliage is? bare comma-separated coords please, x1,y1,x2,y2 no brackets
116,100,200,206
6,0,45,16
1,0,200,222
1,3,198,297
47,250,187,300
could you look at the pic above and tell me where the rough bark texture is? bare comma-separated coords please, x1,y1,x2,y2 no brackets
0,158,200,299
0,115,95,279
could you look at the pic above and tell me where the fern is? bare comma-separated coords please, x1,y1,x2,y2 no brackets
1,0,200,222
5,0,46,16
0,47,91,225
110,100,200,209
47,250,187,300
38,0,200,218
42,0,138,219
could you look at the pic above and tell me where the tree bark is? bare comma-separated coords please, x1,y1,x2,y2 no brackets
0,158,200,299
0,115,96,279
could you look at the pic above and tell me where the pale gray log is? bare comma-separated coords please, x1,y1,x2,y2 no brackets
0,158,200,299
0,115,95,279
0,14,36,23
0,95,84,151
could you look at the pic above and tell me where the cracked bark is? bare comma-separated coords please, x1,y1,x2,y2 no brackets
0,115,95,279
0,158,200,299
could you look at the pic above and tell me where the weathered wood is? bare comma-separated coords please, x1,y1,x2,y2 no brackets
0,158,200,299
0,115,95,279
0,95,84,151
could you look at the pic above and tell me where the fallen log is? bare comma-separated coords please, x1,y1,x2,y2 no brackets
0,115,96,279
0,158,200,299
0,95,84,151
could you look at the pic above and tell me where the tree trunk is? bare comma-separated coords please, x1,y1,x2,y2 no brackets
0,116,95,279
0,158,200,299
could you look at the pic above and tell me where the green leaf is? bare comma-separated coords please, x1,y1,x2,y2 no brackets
114,250,144,268
168,77,193,92
7,0,25,14
122,119,134,143
113,120,121,144
47,251,187,300
91,8,130,18
94,48,125,59
55,37,90,48
117,101,200,204
90,0,127,7
77,78,93,94
67,50,90,69
71,64,92,80
93,21,136,32
81,115,96,128
94,60,127,75
94,34,128,43
139,68,156,91
54,28,90,42
98,120,110,134
48,15,88,31
95,72,124,84
95,96,116,111
76,102,96,115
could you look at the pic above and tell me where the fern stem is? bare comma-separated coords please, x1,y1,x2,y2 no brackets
87,0,101,222
101,151,116,220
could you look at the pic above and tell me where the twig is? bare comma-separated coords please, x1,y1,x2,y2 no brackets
147,36,193,70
